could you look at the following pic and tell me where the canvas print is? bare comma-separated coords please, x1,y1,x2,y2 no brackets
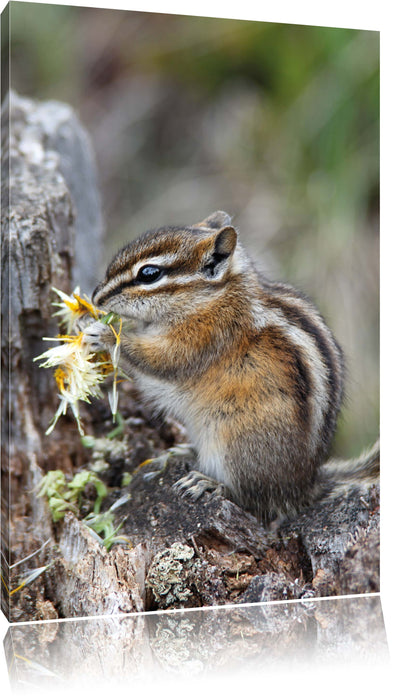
1,2,379,623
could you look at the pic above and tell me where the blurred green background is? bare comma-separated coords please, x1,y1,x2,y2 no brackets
9,2,379,456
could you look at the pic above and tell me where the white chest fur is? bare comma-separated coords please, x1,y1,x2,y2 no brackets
135,372,231,487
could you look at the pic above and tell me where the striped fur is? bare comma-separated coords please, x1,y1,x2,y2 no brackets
90,211,378,524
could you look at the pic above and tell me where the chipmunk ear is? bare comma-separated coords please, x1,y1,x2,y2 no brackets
214,225,237,256
196,210,232,230
201,225,237,278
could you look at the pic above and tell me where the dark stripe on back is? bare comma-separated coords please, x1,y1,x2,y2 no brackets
263,326,313,431
264,287,344,450
290,343,313,431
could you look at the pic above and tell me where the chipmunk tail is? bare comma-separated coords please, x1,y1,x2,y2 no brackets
315,439,380,502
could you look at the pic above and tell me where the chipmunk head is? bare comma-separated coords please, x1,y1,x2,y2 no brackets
92,211,244,323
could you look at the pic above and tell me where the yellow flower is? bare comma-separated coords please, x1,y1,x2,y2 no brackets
34,288,122,436
52,287,101,333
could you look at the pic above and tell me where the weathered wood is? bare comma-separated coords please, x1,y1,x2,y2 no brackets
51,514,147,617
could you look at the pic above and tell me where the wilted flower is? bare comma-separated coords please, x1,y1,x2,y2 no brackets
34,288,122,436
51,286,99,333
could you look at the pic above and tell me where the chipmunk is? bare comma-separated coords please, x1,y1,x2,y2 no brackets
83,211,379,525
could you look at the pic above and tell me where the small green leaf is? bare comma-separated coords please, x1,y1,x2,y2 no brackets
100,312,120,326
121,472,132,487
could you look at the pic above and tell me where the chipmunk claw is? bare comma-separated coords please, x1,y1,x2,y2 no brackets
82,320,114,353
174,470,228,501
141,444,197,481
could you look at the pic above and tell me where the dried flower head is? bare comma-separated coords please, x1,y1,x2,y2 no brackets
52,286,99,333
34,288,122,436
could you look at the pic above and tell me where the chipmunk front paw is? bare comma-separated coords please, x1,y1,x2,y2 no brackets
82,320,115,353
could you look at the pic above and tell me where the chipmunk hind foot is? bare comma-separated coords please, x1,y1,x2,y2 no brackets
173,470,230,501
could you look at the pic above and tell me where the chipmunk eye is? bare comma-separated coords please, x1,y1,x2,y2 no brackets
137,265,164,284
